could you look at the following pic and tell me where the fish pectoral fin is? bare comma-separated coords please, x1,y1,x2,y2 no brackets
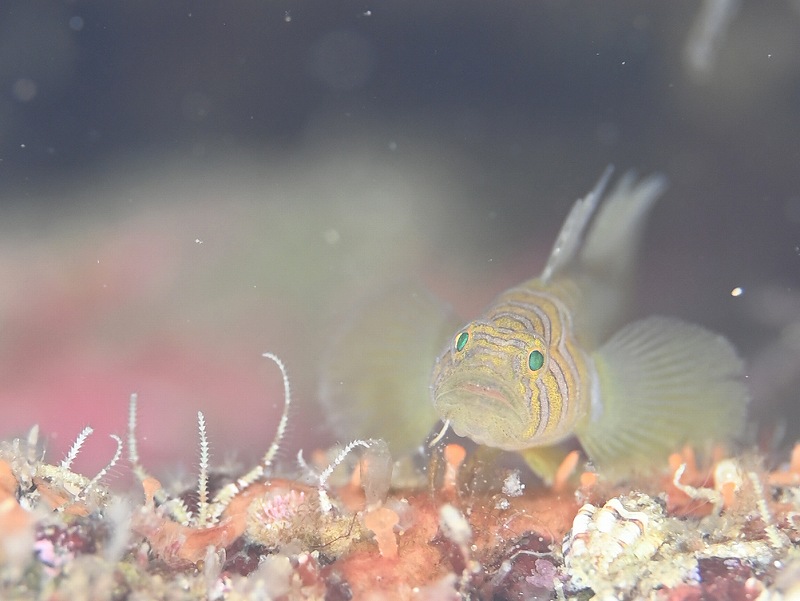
318,281,460,457
578,316,749,478
519,444,577,486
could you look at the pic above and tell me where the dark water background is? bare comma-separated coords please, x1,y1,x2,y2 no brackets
0,1,797,473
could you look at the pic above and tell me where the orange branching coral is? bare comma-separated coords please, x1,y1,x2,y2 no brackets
363,506,400,559
664,445,718,516
33,477,93,517
0,461,16,496
442,443,466,497
131,476,245,568
329,438,393,512
553,449,580,494
578,471,598,493
0,460,30,537
768,443,800,487
713,458,744,511
336,494,447,599
0,426,121,519
134,476,328,568
661,444,799,551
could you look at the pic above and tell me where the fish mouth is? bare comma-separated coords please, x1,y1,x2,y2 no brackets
433,382,530,451
459,383,515,412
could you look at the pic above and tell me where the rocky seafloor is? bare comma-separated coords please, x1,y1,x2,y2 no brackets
2,391,800,601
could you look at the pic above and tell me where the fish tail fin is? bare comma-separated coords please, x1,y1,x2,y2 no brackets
577,316,749,478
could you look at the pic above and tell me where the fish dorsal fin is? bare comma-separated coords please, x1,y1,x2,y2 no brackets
540,165,614,284
577,316,749,478
578,172,667,290
568,170,667,346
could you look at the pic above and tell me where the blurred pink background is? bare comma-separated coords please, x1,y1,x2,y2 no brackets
1,3,798,479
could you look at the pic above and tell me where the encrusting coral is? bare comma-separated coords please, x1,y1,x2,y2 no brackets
1,353,800,600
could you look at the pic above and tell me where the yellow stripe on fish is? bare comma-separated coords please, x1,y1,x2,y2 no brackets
431,168,749,482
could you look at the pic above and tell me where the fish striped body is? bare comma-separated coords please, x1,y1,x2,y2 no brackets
431,169,749,480
488,281,590,444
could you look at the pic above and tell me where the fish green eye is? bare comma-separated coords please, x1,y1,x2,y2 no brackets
456,331,469,352
528,350,544,371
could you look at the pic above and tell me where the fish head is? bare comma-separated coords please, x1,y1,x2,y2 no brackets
431,320,550,451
